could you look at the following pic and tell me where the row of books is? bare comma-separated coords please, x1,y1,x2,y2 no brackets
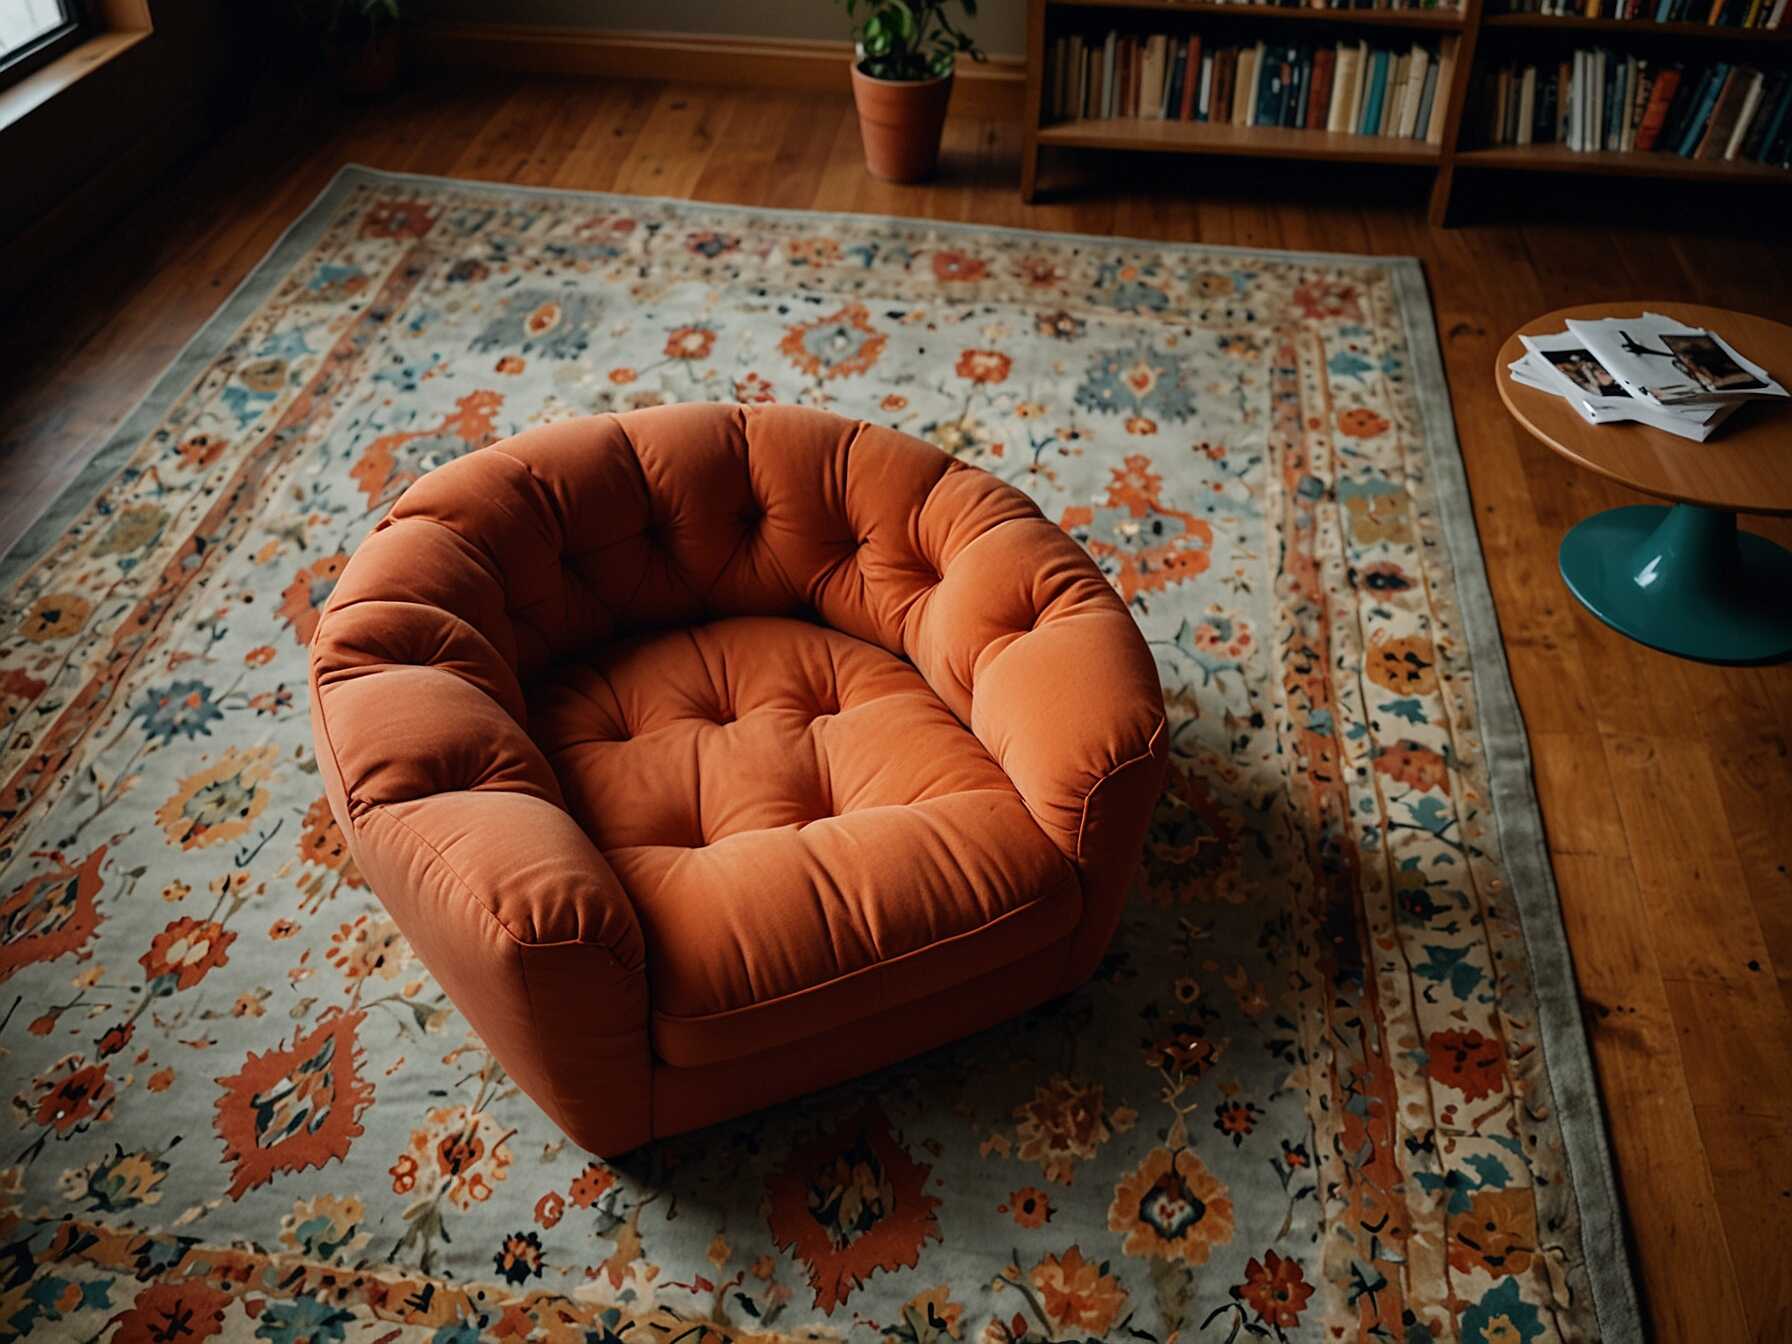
1480,51,1792,167
1044,33,1458,142
1156,0,1461,8
1493,0,1787,23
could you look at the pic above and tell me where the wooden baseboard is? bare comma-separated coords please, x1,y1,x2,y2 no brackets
413,24,1025,121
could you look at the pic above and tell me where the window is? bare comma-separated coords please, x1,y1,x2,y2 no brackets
0,0,83,86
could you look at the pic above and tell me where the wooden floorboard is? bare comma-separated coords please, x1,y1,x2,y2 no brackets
4,69,1790,1342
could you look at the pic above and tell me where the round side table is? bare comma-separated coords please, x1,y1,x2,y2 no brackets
1495,302,1792,667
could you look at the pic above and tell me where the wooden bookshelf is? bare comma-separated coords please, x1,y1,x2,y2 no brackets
1019,0,1792,223
1457,142,1792,179
1039,116,1444,161
1482,12,1792,39
1055,0,1466,28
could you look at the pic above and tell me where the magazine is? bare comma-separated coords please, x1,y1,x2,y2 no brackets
1563,312,1789,407
1508,353,1742,442
1514,332,1740,433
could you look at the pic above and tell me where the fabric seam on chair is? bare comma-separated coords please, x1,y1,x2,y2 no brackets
1073,716,1168,867
649,869,1074,1027
364,799,642,973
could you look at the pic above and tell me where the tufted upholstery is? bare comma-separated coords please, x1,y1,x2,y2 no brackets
309,403,1168,1155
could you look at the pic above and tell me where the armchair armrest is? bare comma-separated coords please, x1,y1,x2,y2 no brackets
309,595,653,1155
906,507,1170,992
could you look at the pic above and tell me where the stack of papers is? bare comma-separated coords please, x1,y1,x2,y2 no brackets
1507,311,1787,443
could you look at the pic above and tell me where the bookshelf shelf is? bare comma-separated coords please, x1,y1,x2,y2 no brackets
1456,143,1792,179
1020,0,1792,223
1051,0,1466,30
1481,12,1792,40
1039,116,1444,161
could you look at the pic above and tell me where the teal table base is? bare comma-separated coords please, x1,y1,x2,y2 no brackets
1558,503,1792,666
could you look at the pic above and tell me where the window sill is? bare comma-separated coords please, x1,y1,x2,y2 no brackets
0,27,153,135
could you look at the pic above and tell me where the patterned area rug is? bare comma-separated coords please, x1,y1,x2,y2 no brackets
0,168,1637,1344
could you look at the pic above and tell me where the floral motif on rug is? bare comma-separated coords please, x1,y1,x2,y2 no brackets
0,170,1618,1343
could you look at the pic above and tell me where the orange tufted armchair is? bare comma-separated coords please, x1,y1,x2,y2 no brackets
308,403,1168,1156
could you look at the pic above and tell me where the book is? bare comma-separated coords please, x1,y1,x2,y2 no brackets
1416,56,1441,141
1428,38,1457,146
1309,46,1337,131
1164,37,1186,121
1067,37,1085,119
1197,51,1214,122
1181,38,1202,121
1234,44,1258,127
1741,70,1786,160
1361,48,1389,135
1677,64,1727,155
1724,71,1766,158
1329,42,1359,133
1695,66,1749,158
1404,46,1432,138
1592,47,1606,150
1635,65,1679,150
1624,60,1651,152
1349,40,1372,134
1118,34,1136,118
1555,58,1572,144
1141,34,1166,121
1100,32,1116,119
1257,43,1288,127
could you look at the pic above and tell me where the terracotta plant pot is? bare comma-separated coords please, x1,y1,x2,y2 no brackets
330,26,401,100
850,64,955,183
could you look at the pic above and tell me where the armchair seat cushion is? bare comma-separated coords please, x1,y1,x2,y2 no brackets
534,615,1079,1068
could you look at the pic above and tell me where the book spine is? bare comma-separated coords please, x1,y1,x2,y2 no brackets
1635,66,1680,150
1257,45,1286,127
1426,36,1455,146
1310,46,1336,131
1101,32,1116,120
1689,64,1739,157
1349,40,1371,133
1724,72,1765,158
1328,43,1353,132
1754,75,1792,160
1661,63,1708,149
1741,72,1784,157
1181,37,1202,120
1625,61,1651,152
1359,48,1383,135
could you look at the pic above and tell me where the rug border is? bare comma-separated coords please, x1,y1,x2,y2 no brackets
1391,262,1644,1342
0,163,1644,1340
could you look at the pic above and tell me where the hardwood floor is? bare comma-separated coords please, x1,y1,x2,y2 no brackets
4,69,1789,1343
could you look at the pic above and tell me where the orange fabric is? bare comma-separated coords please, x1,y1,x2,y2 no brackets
309,402,1167,1153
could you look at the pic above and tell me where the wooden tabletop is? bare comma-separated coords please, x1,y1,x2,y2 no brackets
1495,302,1792,516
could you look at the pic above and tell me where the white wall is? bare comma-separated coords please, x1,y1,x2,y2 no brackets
418,0,1027,60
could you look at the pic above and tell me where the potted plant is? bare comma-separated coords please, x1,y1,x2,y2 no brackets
836,0,984,183
299,0,402,99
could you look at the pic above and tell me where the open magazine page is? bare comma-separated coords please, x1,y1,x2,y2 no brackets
1518,332,1636,411
1564,312,1789,407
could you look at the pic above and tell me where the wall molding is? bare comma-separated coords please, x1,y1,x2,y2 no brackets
414,24,1025,121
